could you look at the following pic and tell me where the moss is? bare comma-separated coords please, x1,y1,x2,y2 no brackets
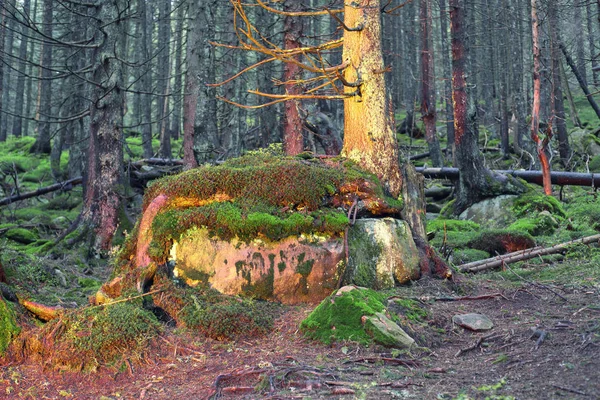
180,289,276,340
39,301,161,371
508,215,558,236
427,218,480,233
439,199,456,217
564,192,600,231
589,155,600,172
235,253,275,299
300,287,387,345
0,297,20,355
390,298,429,323
347,227,383,288
5,228,39,244
512,192,566,219
452,249,490,265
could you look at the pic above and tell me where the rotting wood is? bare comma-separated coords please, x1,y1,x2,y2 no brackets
458,233,600,272
0,177,82,206
415,167,600,188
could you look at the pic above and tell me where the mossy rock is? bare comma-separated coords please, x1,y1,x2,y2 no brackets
468,230,535,255
507,213,558,236
589,155,600,172
301,286,393,346
4,228,39,244
565,192,600,231
512,192,566,219
0,297,20,355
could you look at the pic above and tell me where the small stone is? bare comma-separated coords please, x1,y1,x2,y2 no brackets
452,313,494,331
364,312,416,348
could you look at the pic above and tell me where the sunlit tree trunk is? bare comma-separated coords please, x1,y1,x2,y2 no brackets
341,0,403,197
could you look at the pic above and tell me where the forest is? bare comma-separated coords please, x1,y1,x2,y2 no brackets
0,0,599,398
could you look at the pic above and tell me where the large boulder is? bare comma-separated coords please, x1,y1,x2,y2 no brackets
570,128,600,156
346,218,420,289
458,195,519,229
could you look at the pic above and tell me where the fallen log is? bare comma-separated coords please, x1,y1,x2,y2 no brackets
415,167,600,188
458,233,600,272
0,177,83,207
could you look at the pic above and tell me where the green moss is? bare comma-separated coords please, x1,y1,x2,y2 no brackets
0,297,20,355
427,218,480,233
452,249,490,265
512,192,566,219
439,199,456,217
390,298,429,322
589,155,600,172
564,192,600,231
347,227,383,288
235,253,275,299
507,215,558,236
5,228,39,244
300,287,387,345
180,289,276,340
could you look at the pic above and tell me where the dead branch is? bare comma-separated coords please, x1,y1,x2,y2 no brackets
0,177,83,207
458,233,600,273
455,333,502,357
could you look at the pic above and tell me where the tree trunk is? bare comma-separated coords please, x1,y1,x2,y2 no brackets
341,0,403,197
170,0,185,142
282,3,305,156
157,0,172,158
11,0,30,138
587,1,599,87
183,0,200,169
420,0,443,167
449,0,524,214
138,0,153,158
439,0,455,163
530,0,551,195
548,1,571,168
0,0,5,142
81,0,126,254
559,41,600,121
31,0,53,154
574,0,587,86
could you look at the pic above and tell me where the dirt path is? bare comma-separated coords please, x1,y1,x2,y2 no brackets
1,281,599,399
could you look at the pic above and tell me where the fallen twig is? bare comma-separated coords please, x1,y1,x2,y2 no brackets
503,263,568,301
344,357,419,367
455,333,501,358
0,177,83,207
551,384,588,396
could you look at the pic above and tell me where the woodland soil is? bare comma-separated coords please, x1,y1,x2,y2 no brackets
0,275,598,399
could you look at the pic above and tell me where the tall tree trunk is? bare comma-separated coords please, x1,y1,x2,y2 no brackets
22,0,38,139
450,0,524,214
182,0,200,169
341,0,403,197
31,0,53,154
170,0,185,142
439,0,455,163
1,0,16,140
282,3,305,156
0,0,5,142
574,0,587,86
587,1,599,86
82,0,126,254
138,0,153,158
11,0,30,138
530,0,551,195
420,0,443,167
548,1,571,168
157,0,172,158
560,41,600,121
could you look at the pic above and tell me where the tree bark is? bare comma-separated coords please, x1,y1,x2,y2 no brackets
420,0,443,167
11,0,30,138
439,0,455,163
559,41,600,121
182,0,200,169
530,0,552,195
282,3,305,156
170,0,185,141
138,0,153,159
341,0,403,197
0,0,5,142
31,0,53,154
81,0,126,254
587,1,599,86
157,0,172,159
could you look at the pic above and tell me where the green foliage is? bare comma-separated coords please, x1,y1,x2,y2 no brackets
427,218,480,233
4,228,39,244
0,297,20,355
180,290,276,340
451,249,490,265
300,288,387,345
507,214,558,236
43,301,161,371
512,193,566,219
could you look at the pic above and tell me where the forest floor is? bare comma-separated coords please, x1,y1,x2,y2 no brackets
1,273,598,400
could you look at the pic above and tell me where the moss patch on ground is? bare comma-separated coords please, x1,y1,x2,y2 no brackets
0,297,20,354
300,287,388,345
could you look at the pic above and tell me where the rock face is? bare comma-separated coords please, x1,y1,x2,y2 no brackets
347,218,420,289
364,312,416,349
459,195,519,229
170,228,344,304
